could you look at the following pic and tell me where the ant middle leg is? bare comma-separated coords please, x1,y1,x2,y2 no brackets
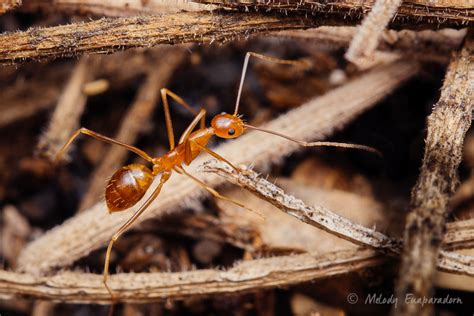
188,140,241,173
56,127,154,163
174,166,264,219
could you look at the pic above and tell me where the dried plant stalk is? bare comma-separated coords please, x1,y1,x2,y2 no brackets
17,61,419,274
0,0,21,14
1,8,472,65
78,47,187,211
37,56,97,160
0,12,323,65
203,160,474,276
193,0,473,27
393,32,473,316
345,0,403,68
2,249,384,303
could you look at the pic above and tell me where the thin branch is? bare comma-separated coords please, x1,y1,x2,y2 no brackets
202,160,474,276
0,0,21,14
78,47,187,211
193,0,473,28
36,56,98,160
345,0,403,68
393,31,473,316
204,161,402,254
2,249,385,303
17,61,419,274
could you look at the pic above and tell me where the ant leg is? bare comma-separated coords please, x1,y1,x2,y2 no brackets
161,88,206,150
234,52,311,115
175,166,264,219
56,127,154,163
178,108,207,145
103,171,171,299
188,140,241,173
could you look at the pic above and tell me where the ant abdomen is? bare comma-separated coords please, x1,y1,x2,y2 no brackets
105,164,154,212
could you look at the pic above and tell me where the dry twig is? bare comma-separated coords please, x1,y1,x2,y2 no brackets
203,160,474,276
2,249,385,303
205,160,402,254
36,56,98,160
393,32,473,316
17,61,419,274
345,0,403,68
0,12,320,65
78,47,187,211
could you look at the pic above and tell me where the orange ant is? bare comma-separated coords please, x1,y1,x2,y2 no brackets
56,52,380,299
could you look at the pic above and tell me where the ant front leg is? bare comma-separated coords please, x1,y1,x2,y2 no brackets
102,171,171,299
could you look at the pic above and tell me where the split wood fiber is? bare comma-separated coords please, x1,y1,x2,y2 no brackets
17,61,419,274
393,32,473,316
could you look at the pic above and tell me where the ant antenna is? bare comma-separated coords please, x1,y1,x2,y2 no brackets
233,52,311,115
244,124,383,157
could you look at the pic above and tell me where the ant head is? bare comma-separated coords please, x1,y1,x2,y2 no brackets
211,113,245,139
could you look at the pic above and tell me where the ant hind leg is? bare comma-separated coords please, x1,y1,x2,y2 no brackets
102,171,172,300
56,127,153,163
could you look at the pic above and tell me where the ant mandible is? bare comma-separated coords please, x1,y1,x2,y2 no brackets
56,52,380,298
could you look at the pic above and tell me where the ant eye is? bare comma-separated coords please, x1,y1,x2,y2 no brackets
228,128,235,136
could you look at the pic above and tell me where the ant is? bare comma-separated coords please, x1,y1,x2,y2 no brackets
56,52,380,299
